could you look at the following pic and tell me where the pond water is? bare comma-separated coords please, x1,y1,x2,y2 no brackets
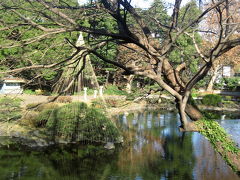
0,111,239,180
218,118,240,147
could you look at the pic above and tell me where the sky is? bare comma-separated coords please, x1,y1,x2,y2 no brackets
131,0,189,14
78,0,190,8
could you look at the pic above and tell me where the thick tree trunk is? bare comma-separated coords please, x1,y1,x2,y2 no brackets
176,99,199,131
185,104,202,120
161,59,203,121
185,100,203,121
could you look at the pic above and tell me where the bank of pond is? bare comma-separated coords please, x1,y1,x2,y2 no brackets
0,108,240,180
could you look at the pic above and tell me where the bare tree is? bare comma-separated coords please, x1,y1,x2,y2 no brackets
0,0,240,131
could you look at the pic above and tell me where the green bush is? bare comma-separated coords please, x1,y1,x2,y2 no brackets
202,94,222,106
126,91,143,101
222,101,239,109
23,89,36,95
215,77,240,90
224,96,232,101
104,85,128,95
36,109,55,127
0,97,22,122
191,89,200,98
202,111,221,120
223,77,240,90
20,111,39,127
37,102,121,143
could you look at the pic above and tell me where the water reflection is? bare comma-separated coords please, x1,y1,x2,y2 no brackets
116,111,240,180
0,111,239,180
218,119,240,147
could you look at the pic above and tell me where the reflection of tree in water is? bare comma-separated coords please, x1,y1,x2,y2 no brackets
193,133,240,180
0,145,119,180
116,111,240,180
0,148,59,180
116,111,195,179
1,111,239,180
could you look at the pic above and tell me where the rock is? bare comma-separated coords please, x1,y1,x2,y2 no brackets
104,142,115,150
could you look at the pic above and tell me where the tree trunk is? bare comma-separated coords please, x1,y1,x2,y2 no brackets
206,66,219,92
125,75,134,93
185,94,203,121
161,59,203,121
185,104,203,121
176,99,199,131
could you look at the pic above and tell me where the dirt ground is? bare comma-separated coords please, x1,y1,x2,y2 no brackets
0,94,125,107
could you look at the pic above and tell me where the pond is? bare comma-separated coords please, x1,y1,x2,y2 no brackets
0,111,239,180
218,118,240,147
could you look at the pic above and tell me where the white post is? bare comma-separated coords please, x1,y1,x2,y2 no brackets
126,83,131,94
83,87,87,101
99,86,104,97
94,90,98,99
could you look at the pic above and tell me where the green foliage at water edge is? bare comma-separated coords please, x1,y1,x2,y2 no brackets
196,119,240,172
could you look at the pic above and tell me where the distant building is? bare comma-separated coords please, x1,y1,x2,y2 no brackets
222,65,234,77
0,77,25,94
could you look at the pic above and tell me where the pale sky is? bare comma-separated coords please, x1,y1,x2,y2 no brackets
131,0,189,14
78,0,190,9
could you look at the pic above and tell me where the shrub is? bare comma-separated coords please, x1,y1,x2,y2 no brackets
35,89,44,95
23,89,36,95
191,92,200,98
23,103,59,127
223,77,240,90
0,97,22,122
125,91,143,101
38,102,121,143
202,94,222,106
224,96,232,101
202,111,221,120
20,111,39,127
222,101,238,109
36,109,55,127
105,85,128,95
